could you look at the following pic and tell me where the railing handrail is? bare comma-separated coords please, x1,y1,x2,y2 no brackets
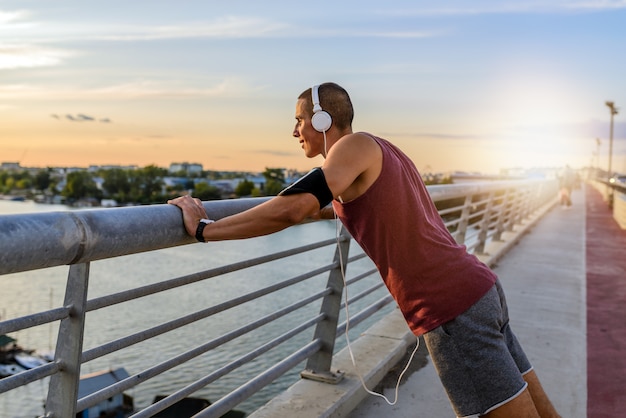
0,197,271,275
1,180,550,275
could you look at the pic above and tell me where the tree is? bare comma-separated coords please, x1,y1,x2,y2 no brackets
129,165,166,204
262,168,285,196
15,178,32,189
193,182,222,200
235,179,255,197
101,168,131,202
62,171,101,201
0,171,8,192
33,169,51,192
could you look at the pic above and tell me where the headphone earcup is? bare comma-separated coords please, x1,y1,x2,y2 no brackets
312,110,332,132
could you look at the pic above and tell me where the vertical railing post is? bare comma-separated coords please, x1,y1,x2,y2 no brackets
521,186,533,220
504,188,520,232
511,188,526,227
454,194,474,245
493,189,511,241
474,191,495,254
300,226,351,384
44,262,90,417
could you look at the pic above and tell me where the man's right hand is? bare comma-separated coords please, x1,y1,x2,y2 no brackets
168,195,209,238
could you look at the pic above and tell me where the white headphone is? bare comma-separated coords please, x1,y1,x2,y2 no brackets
311,84,332,132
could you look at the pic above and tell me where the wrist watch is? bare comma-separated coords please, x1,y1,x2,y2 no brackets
195,218,215,242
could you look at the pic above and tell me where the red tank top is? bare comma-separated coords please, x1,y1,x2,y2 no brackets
332,134,496,335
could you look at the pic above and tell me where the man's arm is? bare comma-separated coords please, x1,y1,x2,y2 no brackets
168,192,320,241
169,132,381,241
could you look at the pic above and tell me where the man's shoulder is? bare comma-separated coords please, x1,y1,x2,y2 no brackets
337,132,381,149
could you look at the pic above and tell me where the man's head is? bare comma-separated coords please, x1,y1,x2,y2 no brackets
293,82,354,158
297,83,354,131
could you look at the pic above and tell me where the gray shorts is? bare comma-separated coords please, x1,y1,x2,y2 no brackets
423,279,532,417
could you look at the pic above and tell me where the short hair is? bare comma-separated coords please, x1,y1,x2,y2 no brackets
298,82,354,130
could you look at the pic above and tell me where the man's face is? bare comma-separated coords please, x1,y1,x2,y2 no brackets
293,98,323,158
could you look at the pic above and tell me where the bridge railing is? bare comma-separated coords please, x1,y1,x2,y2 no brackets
588,178,626,229
0,179,557,418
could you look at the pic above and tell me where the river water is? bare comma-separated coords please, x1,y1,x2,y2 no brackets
0,200,386,417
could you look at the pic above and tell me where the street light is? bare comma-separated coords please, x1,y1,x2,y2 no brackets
605,101,619,181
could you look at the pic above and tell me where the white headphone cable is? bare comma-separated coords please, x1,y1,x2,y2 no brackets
323,124,419,404
333,211,420,406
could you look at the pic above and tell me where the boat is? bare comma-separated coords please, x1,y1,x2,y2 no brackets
151,395,245,418
0,334,52,378
14,352,49,369
0,363,26,378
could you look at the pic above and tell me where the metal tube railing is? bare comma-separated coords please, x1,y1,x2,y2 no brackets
0,179,558,418
195,340,324,418
134,315,325,418
82,261,336,364
0,197,272,275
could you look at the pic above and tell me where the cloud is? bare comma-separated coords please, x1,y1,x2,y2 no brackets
0,44,73,70
0,10,439,44
377,0,626,17
2,15,289,43
3,2,625,51
86,78,250,99
93,17,289,41
66,114,94,122
1,78,249,101
0,10,73,70
566,0,626,10
68,20,425,42
0,10,28,25
52,113,112,123
252,149,298,157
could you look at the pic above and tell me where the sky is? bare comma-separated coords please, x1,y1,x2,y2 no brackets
1,1,625,175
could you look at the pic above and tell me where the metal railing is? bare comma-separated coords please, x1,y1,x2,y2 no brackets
590,178,626,228
0,179,558,418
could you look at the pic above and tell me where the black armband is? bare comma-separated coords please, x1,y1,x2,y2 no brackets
278,167,333,209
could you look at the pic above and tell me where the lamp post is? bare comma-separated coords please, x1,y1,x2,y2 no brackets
605,101,619,181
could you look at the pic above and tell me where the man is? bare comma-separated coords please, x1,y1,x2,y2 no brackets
169,82,560,417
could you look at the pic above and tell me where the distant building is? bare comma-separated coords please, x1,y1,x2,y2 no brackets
64,167,87,174
101,199,118,207
169,162,203,175
88,164,138,172
163,176,190,190
1,162,21,170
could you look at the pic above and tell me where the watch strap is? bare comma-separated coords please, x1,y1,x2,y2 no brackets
195,218,214,242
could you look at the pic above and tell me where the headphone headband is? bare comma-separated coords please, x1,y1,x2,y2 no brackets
311,84,332,132
312,85,323,113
